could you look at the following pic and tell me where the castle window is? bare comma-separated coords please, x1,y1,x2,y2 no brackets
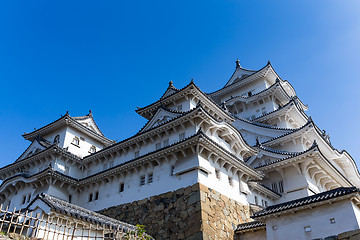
89,146,96,153
163,139,169,147
156,143,161,150
103,163,108,170
261,107,267,115
330,218,335,224
89,193,93,202
264,201,268,207
272,183,278,193
228,177,233,186
148,173,153,183
177,105,182,111
140,176,146,186
95,191,99,201
27,194,31,203
278,181,284,193
247,91,252,97
135,151,139,158
72,137,80,146
179,133,185,141
64,166,70,174
119,183,125,192
304,226,311,232
68,195,72,203
53,135,60,144
254,196,258,205
109,161,114,168
22,195,26,205
170,166,174,176
215,169,220,179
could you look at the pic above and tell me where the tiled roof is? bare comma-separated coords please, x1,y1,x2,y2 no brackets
254,142,318,169
235,221,266,233
252,187,359,218
33,193,137,232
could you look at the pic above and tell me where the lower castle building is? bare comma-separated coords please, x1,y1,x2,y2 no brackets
1,60,360,239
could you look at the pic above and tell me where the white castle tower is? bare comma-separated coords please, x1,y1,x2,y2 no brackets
1,61,360,240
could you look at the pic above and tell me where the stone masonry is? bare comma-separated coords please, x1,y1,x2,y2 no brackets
99,183,251,239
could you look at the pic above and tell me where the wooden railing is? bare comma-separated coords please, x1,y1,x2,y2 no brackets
0,205,145,239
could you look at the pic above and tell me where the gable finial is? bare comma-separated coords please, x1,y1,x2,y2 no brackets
190,78,194,83
236,59,241,68
169,80,173,87
88,110,93,116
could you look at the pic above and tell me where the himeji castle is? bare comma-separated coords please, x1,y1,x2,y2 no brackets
1,60,360,240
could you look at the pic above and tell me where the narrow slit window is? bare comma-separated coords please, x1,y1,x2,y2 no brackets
95,191,99,201
22,195,26,205
119,183,125,192
215,169,220,179
68,195,72,203
228,177,233,186
89,193,93,202
278,181,284,193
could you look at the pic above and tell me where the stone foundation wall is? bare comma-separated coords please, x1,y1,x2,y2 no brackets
99,183,251,239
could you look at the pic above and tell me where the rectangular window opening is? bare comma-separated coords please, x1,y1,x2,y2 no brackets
95,191,99,201
228,177,233,186
68,195,72,203
278,181,284,193
89,193,93,202
140,176,146,186
148,173,153,183
215,169,220,179
156,143,161,150
179,133,185,141
119,183,125,192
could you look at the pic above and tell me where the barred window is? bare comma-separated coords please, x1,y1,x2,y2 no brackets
148,173,153,183
140,176,146,186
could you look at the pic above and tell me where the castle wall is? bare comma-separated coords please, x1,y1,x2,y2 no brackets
99,183,252,240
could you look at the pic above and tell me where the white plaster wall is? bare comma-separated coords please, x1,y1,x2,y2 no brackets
43,127,68,148
266,199,360,240
63,127,105,159
238,229,266,240
77,158,199,211
220,79,268,103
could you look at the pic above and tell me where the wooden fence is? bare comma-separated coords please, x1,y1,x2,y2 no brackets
0,204,143,240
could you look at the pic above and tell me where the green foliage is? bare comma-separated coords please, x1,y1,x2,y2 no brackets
125,224,153,240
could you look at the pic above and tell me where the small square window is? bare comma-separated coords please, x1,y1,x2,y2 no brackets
330,218,335,224
148,173,153,183
119,183,125,192
140,176,146,186
304,226,311,232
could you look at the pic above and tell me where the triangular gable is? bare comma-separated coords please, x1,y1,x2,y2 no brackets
73,113,104,136
224,67,257,87
139,108,182,133
16,137,52,162
160,81,179,99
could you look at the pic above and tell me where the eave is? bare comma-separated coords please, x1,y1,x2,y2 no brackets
84,104,255,165
253,97,308,126
248,181,282,200
22,113,115,146
0,145,81,180
135,81,234,122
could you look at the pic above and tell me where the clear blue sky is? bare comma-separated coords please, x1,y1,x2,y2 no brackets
1,1,359,167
